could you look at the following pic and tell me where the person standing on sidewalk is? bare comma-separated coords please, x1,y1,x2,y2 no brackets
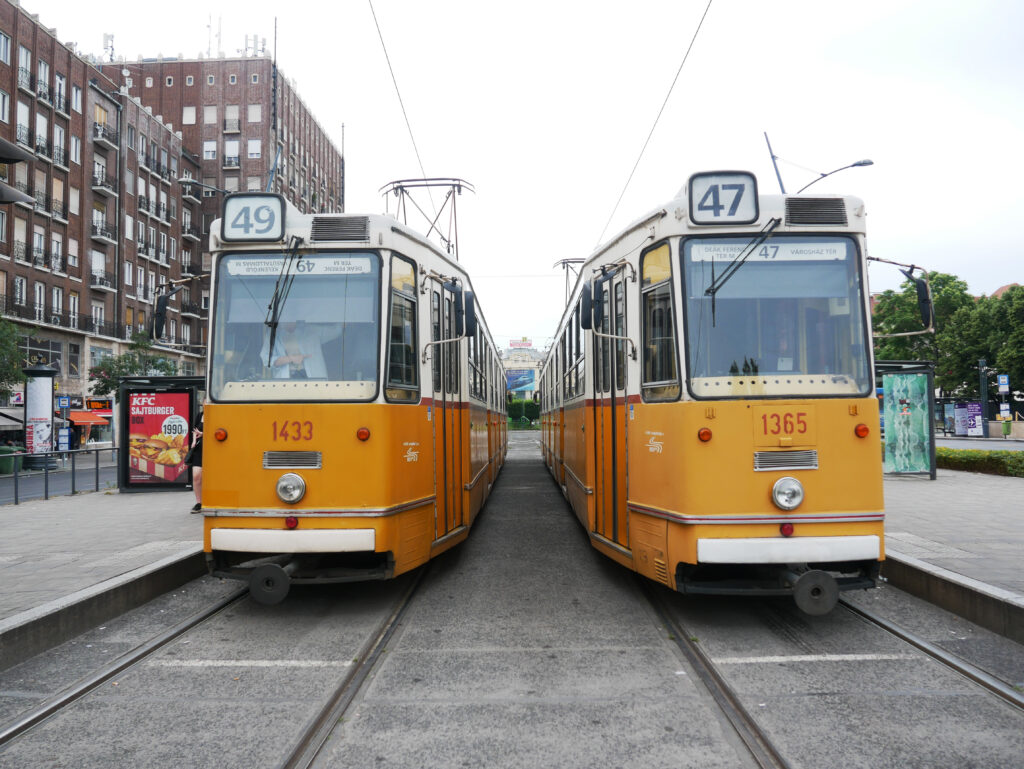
187,409,203,513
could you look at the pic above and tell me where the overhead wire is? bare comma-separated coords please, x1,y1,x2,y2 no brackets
368,0,437,217
595,0,715,247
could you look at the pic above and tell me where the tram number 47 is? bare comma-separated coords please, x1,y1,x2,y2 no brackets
273,420,313,441
760,412,808,435
697,183,745,217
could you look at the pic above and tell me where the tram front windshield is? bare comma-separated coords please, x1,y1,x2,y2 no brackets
210,252,381,401
682,235,870,398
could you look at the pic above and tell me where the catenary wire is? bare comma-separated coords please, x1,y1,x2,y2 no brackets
595,0,715,247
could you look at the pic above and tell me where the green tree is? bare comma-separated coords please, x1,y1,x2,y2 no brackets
872,271,973,362
0,319,26,396
88,333,178,400
934,298,999,396
992,286,1024,397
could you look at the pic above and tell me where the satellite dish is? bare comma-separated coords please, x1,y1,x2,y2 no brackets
122,69,130,76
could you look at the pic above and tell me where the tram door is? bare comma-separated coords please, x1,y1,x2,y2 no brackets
431,285,464,539
592,275,629,547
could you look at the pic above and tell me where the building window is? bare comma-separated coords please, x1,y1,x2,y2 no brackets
68,343,80,376
247,139,261,159
145,77,153,88
202,140,216,160
125,77,133,88
69,187,80,215
125,260,132,286
165,76,173,86
251,73,259,84
202,177,217,197
0,209,6,242
224,176,239,192
0,90,8,123
186,75,194,86
229,74,237,85
203,105,216,124
207,75,214,85
68,239,79,268
247,104,261,123
72,86,82,112
0,32,9,65
70,135,80,164
13,276,25,305
247,176,261,191
182,106,196,125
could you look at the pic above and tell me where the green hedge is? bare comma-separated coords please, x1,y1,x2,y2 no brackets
935,447,1024,478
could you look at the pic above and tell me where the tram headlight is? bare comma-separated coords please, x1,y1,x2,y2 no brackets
276,473,306,504
771,476,804,511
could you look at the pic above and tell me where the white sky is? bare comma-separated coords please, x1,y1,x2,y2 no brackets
35,0,1024,350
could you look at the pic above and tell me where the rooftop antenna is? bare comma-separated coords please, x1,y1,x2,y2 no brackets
103,34,115,63
764,132,786,194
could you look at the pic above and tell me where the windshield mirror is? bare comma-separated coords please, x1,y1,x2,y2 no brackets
682,235,870,398
210,252,381,401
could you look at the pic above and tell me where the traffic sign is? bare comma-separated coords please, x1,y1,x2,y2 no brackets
58,396,70,408
997,374,1009,394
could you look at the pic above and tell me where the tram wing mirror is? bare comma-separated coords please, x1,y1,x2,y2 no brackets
592,276,609,329
580,282,593,330
464,291,477,338
444,280,466,336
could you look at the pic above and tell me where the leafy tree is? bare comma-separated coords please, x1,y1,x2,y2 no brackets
992,286,1024,397
88,333,178,400
0,319,26,396
934,298,998,396
872,271,972,362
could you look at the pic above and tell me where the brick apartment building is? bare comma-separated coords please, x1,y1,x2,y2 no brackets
0,0,345,445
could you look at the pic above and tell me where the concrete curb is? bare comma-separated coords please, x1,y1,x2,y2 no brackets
882,551,1024,645
0,546,207,672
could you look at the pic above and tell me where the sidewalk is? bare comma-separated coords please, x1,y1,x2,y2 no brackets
0,468,1021,669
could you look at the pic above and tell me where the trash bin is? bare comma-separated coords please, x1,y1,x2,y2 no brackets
0,446,14,474
1003,420,1012,437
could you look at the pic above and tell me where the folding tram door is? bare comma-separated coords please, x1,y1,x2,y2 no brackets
591,271,629,549
430,280,465,541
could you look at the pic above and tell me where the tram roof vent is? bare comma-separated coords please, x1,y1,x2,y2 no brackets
785,198,848,226
310,215,370,242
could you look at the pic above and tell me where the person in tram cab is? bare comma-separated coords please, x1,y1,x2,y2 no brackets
260,320,341,379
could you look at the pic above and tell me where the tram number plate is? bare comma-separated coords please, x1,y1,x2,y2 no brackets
272,420,314,441
753,406,816,446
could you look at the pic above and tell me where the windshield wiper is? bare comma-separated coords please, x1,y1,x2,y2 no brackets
264,235,305,367
704,217,782,299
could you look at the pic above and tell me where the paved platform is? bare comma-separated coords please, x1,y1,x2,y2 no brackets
0,465,1021,669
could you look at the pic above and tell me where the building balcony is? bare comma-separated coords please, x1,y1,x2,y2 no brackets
223,156,240,170
137,197,154,217
31,247,47,269
182,301,202,317
16,124,32,148
183,260,204,276
89,271,118,292
35,137,52,161
91,171,118,196
54,93,68,116
49,253,65,273
52,146,69,169
138,152,151,171
35,80,52,103
17,68,33,93
93,123,119,151
33,191,51,218
182,225,201,242
223,118,240,133
13,241,30,264
181,186,201,204
90,222,117,244
51,200,69,221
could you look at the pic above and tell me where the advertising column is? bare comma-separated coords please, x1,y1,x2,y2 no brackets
23,363,57,455
125,391,192,487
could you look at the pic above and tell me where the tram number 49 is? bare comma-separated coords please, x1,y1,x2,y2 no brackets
272,420,313,441
760,411,808,436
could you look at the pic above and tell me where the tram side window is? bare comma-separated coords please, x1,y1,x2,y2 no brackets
431,292,441,392
386,255,419,402
601,283,611,393
615,283,625,391
574,300,585,396
641,243,680,402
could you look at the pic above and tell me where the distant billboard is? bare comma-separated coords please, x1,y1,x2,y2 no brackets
506,368,536,392
509,338,533,348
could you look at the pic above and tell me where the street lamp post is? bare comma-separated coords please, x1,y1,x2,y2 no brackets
795,159,874,194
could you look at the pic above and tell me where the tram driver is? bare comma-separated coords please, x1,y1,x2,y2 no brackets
261,320,341,379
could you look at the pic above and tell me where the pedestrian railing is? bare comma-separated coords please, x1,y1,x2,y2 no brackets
0,447,119,505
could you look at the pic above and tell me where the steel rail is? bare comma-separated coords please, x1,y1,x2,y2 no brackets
638,578,792,769
839,597,1024,711
0,586,249,746
279,565,430,769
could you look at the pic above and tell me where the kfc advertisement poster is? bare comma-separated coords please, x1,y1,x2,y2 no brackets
127,392,191,485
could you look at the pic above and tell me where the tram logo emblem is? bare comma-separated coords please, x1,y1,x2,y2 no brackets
403,442,420,462
645,432,664,454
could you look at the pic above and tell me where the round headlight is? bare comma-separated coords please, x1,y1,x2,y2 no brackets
771,476,804,511
276,473,306,504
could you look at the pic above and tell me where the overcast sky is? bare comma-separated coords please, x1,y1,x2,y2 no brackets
36,0,1024,350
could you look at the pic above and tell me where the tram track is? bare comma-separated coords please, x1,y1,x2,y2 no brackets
278,564,431,769
838,597,1024,712
0,585,249,748
637,577,792,769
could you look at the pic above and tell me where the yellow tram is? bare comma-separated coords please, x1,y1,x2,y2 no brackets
539,171,884,615
196,192,506,603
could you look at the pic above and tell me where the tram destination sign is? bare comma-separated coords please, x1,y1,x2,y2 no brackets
226,255,373,276
221,193,286,242
689,241,846,262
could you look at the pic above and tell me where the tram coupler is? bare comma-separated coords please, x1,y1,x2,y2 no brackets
781,569,839,616
249,559,300,606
